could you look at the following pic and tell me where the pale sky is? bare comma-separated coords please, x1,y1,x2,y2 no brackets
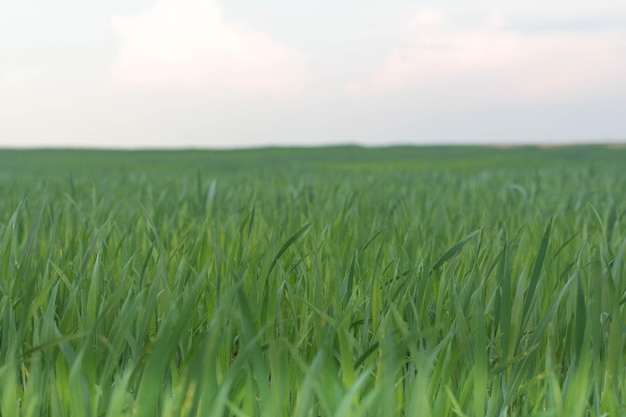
1,0,626,148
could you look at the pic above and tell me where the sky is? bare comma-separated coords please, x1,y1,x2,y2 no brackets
1,0,626,148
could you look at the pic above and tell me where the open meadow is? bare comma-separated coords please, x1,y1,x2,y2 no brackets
0,145,625,417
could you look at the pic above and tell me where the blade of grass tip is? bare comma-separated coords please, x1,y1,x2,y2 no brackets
85,252,102,326
588,203,610,259
550,232,580,264
20,332,86,359
430,229,481,274
354,342,379,369
522,217,552,328
138,245,154,290
340,252,357,304
78,220,111,276
359,227,385,253
265,223,312,280
259,222,312,324
138,202,164,253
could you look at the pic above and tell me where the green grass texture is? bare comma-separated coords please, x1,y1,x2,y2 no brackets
0,145,625,416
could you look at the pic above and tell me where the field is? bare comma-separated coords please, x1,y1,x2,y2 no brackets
0,145,625,417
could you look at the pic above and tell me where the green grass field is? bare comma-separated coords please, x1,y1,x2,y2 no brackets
0,145,625,417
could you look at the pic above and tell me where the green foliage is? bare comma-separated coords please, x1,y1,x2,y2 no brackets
0,145,625,416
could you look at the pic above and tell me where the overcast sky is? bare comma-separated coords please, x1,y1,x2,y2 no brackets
1,0,626,148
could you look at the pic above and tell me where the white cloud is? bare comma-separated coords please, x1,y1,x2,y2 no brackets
357,11,626,100
110,0,309,97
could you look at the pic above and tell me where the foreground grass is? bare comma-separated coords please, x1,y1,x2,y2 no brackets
0,146,625,417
